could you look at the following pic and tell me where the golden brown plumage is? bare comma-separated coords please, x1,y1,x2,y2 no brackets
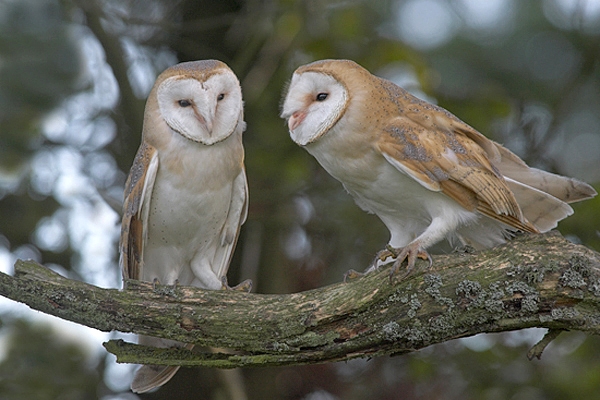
281,59,596,277
121,141,158,281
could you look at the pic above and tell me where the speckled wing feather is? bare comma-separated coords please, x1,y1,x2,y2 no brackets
214,167,248,279
492,141,597,203
376,116,538,233
120,142,159,280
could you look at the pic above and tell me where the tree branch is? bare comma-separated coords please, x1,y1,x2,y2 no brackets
1,232,599,368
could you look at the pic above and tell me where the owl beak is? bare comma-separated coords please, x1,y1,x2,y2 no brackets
288,111,306,132
204,117,213,134
193,108,213,133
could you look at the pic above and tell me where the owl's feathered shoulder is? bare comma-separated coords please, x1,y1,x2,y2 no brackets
120,142,158,280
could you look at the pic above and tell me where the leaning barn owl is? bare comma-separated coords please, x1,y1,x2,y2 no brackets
120,60,249,393
281,59,596,278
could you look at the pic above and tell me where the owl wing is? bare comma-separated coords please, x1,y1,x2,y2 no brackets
120,142,159,280
376,117,538,233
212,166,249,279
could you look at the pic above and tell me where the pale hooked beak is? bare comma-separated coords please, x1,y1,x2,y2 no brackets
288,111,306,132
194,108,213,133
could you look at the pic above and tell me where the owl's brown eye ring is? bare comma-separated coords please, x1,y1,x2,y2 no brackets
178,99,192,107
217,93,225,101
316,93,328,101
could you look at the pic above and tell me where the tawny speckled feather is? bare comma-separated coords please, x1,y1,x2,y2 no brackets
121,141,158,281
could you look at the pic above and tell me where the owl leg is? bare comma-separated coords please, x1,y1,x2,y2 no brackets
346,216,453,283
386,215,461,282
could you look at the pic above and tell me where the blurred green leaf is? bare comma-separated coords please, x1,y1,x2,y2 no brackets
0,0,83,172
0,317,101,400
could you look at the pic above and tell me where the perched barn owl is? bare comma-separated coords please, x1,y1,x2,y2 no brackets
120,60,249,393
281,59,596,279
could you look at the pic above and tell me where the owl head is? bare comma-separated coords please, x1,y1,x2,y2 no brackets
281,59,382,146
149,60,244,145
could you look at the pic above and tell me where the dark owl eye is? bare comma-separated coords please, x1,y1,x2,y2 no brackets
217,93,225,101
178,99,192,107
316,93,328,101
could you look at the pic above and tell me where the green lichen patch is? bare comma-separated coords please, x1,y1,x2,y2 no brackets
381,321,401,341
381,319,432,346
568,255,592,275
483,282,505,314
520,296,540,313
427,313,458,337
551,307,581,322
559,269,587,289
507,263,550,285
266,341,291,352
505,280,538,296
405,293,422,318
423,274,454,309
456,280,482,298
587,276,600,297
503,280,539,315
452,278,507,316
400,323,431,345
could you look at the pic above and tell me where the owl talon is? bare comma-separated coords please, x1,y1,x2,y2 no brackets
221,276,253,292
343,269,365,283
387,244,432,284
385,244,400,258
232,279,253,293
370,246,398,270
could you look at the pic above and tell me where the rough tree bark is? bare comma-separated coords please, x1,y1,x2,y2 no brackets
0,232,599,369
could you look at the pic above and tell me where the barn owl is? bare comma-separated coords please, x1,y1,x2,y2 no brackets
120,60,249,393
281,59,596,279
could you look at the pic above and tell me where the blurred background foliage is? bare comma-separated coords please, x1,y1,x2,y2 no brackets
0,0,599,399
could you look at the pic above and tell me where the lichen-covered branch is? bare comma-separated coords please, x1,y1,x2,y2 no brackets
1,232,599,368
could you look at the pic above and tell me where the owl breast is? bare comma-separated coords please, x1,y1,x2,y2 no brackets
143,132,243,285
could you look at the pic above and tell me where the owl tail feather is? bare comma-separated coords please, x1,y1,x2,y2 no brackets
504,178,574,233
455,143,596,250
130,336,194,393
493,142,596,205
131,365,181,394
490,142,596,233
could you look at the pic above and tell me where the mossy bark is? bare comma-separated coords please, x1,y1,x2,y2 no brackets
1,232,599,368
